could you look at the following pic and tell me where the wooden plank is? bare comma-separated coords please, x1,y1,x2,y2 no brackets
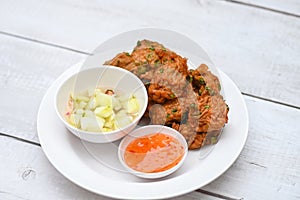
0,34,85,142
0,1,298,199
0,138,218,200
0,0,299,107
203,96,300,200
0,95,299,199
234,0,300,17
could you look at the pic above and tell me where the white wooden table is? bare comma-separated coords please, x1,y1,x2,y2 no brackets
0,0,299,199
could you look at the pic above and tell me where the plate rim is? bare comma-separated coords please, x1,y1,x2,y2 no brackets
37,61,249,199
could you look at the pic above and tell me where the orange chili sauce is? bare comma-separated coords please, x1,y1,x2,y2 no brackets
124,133,185,173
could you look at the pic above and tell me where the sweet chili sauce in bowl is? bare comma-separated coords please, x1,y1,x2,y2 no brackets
118,125,188,179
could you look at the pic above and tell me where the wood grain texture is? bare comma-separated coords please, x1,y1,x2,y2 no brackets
0,96,299,200
235,0,300,16
0,138,218,200
0,34,85,142
0,0,299,106
0,1,300,199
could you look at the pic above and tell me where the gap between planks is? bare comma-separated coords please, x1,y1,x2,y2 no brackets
242,92,300,110
0,132,40,147
0,31,92,56
197,189,244,200
219,0,300,18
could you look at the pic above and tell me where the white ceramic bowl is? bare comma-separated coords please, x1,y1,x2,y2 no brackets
55,66,148,143
118,125,188,179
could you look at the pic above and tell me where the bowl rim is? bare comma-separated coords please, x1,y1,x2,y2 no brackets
118,125,188,178
54,65,148,136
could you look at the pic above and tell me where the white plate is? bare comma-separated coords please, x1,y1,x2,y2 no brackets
37,62,248,199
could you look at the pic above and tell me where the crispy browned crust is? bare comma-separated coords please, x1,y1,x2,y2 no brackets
105,40,229,149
